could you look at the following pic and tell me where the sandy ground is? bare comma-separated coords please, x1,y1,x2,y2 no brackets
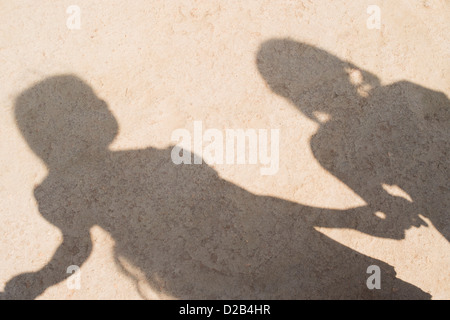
0,0,449,299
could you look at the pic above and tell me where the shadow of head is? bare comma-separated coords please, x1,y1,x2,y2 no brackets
256,38,450,242
256,38,381,122
14,75,118,169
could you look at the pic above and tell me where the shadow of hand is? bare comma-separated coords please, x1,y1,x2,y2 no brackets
312,195,428,240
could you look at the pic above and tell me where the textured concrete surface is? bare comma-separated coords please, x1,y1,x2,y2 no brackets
0,1,449,299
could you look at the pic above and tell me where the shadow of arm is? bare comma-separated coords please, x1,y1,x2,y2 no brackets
3,232,92,300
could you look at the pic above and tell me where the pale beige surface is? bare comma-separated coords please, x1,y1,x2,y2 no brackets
0,0,449,299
